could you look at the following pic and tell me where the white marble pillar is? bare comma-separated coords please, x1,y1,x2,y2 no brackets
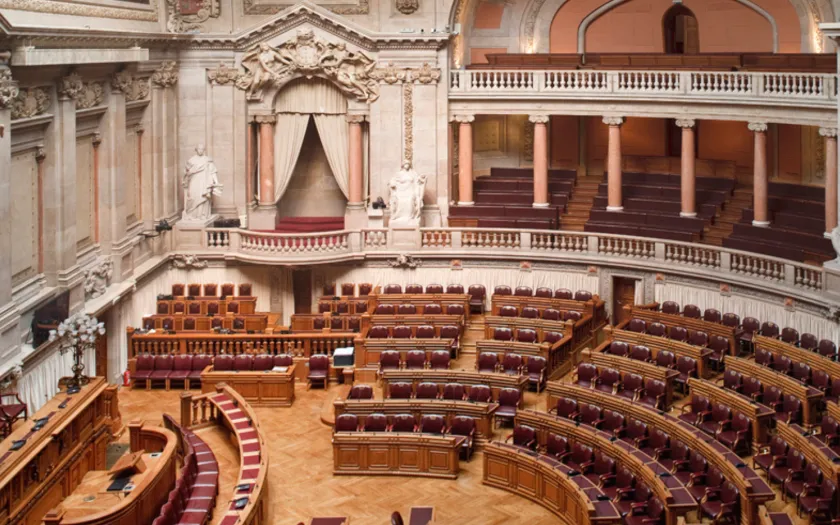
822,127,838,236
603,116,625,212
0,65,17,308
455,115,475,206
676,119,697,218
749,122,770,227
530,115,550,207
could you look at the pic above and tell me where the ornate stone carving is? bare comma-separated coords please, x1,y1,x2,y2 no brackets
0,69,20,111
371,62,441,85
207,63,244,86
166,0,220,33
58,73,84,101
111,71,149,102
171,254,208,269
84,258,113,300
528,115,549,125
371,63,406,84
396,0,419,15
675,118,696,129
60,73,105,109
389,253,421,269
0,0,158,22
243,0,369,15
453,114,475,124
151,61,179,88
236,30,379,102
408,63,440,84
602,116,624,127
523,0,549,52
748,122,768,133
403,82,413,165
389,161,425,226
11,87,50,120
346,114,366,124
820,127,837,138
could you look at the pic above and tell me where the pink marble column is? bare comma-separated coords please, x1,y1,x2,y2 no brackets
530,115,550,207
603,116,624,211
822,127,838,236
246,121,255,205
456,115,475,206
676,119,696,217
749,122,769,227
257,115,276,206
347,115,365,205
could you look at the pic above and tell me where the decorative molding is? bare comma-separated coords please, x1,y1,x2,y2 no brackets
675,118,696,129
602,116,624,127
207,63,245,86
35,144,46,161
371,62,441,84
254,114,276,124
523,0,549,52
453,114,475,124
243,0,369,16
819,127,837,138
396,0,419,14
0,0,158,22
57,73,84,101
528,115,549,125
92,131,102,147
748,122,768,133
0,69,20,111
236,30,379,102
166,0,220,33
403,82,413,165
111,71,149,102
83,258,113,300
171,254,208,269
60,73,104,109
389,253,421,269
151,61,179,88
11,87,50,120
346,114,366,124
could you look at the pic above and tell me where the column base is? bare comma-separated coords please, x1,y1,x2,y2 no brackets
606,206,624,212
249,205,278,230
679,212,697,218
457,201,475,206
344,202,367,230
532,202,550,208
752,220,771,227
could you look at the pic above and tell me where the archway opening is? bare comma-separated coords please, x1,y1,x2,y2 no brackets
662,4,699,54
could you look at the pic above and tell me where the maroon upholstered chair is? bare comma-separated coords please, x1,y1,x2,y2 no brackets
234,354,253,371
213,354,234,371
362,413,388,432
619,419,648,448
541,308,561,321
700,482,738,525
419,414,446,435
227,301,240,314
442,383,466,401
639,379,666,410
392,325,412,339
600,409,626,436
516,328,537,343
449,416,476,460
188,284,201,297
476,352,499,374
760,321,780,338
609,341,630,357
341,283,356,296
673,356,697,394
619,373,644,402
335,414,359,432
238,283,252,296
792,362,811,384
273,354,293,367
493,327,513,341
358,283,373,296
800,333,819,350
520,306,539,319
772,354,793,374
785,462,822,502
640,429,671,460
797,478,836,520
404,350,426,370
446,284,464,294
683,304,701,319
775,395,802,424
662,301,680,314
384,284,402,294
319,302,332,314
574,363,598,389
507,424,537,451
535,287,552,298
187,302,201,315
574,290,593,302
584,451,616,486
741,376,763,402
781,327,800,345
336,302,349,314
674,451,707,486
741,317,760,343
423,304,442,315
207,301,220,316
646,322,666,337
819,340,838,360
172,283,186,296
722,312,741,328
203,283,217,297
542,331,563,345
323,283,336,297
391,414,417,433
526,356,547,392
133,354,155,388
388,382,413,399
188,354,211,387
514,286,532,297
722,369,742,392
501,353,523,376
812,369,832,397
670,326,689,342
425,284,444,294
0,391,28,436
660,439,689,473
627,318,646,333
425,350,449,370
654,349,675,368
307,354,330,389
594,368,620,394
150,355,174,389
494,285,512,296
348,384,374,400
551,397,579,420
445,304,465,316
405,284,423,294
161,317,174,331
689,467,726,509
415,382,439,399
397,304,416,315
603,467,636,501
616,483,653,518
554,288,573,299
375,304,395,315
495,388,520,427
717,412,751,454
564,311,582,322
578,403,604,427
769,448,806,486
499,305,518,317
369,326,389,338
330,317,343,330
679,395,710,426
689,331,708,347
630,345,652,362
708,335,728,371
753,435,788,473
468,284,486,313
468,384,493,403
168,354,193,390
699,403,731,436
703,309,722,323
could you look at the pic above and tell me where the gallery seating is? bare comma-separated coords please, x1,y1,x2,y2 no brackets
0,391,28,438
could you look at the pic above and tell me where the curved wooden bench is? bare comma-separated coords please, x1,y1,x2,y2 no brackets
600,327,714,379
380,369,528,401
618,306,737,355
585,351,679,408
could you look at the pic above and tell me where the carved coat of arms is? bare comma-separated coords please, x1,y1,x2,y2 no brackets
396,0,419,14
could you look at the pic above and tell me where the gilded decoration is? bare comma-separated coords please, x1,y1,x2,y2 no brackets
166,0,220,33
243,0,368,15
151,61,179,88
112,71,150,102
396,0,419,14
11,88,50,120
236,30,379,102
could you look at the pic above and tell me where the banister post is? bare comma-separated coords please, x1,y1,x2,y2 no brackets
654,242,665,261
180,391,193,429
451,230,462,249
348,230,362,253
229,230,241,251
720,251,732,273
128,420,143,452
784,264,796,286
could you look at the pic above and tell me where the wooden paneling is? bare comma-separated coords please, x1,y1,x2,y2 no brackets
332,433,463,479
200,365,296,407
379,370,528,402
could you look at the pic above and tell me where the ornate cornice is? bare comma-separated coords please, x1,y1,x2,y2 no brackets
151,61,179,88
0,68,20,110
0,0,158,21
820,127,837,138
11,87,50,120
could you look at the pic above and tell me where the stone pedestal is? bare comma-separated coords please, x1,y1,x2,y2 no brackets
388,226,422,250
823,260,840,300
248,205,277,231
175,215,217,250
367,206,384,229
345,202,368,230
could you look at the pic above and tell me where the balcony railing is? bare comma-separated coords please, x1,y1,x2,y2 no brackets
202,227,825,295
448,69,837,107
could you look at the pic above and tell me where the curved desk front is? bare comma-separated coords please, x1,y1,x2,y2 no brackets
332,432,464,479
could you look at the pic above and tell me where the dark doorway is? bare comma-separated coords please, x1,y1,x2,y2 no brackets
612,277,638,326
663,4,699,54
293,269,313,314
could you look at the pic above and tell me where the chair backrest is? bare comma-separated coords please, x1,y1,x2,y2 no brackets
574,290,593,302
683,304,701,319
542,308,561,321
493,327,513,341
477,353,498,372
598,367,620,386
564,311,582,322
310,354,329,372
405,350,426,369
384,284,403,294
392,325,413,338
703,308,722,323
513,424,537,448
423,304,442,315
722,312,740,327
187,284,201,297
335,414,358,432
622,373,643,392
273,354,293,367
391,413,417,432
670,326,688,342
712,403,731,422
425,284,444,294
555,397,579,419
741,377,762,398
430,350,450,369
323,283,336,296
649,428,670,450
535,287,552,298
579,403,602,425
440,325,459,339
156,355,175,371
253,354,274,371
689,331,708,347
405,284,423,294
625,419,648,440
647,322,666,337
792,362,811,383
514,286,532,297
601,409,625,432
172,283,185,296
363,413,388,432
468,284,486,300
527,356,547,375
781,327,799,344
468,384,492,403
543,331,563,344
388,382,413,399
521,306,539,319
397,304,417,315
708,335,729,353
502,353,523,372
630,345,651,362
136,354,155,371
419,414,446,434
228,302,240,314
676,356,697,376
546,432,569,458
554,288,573,299
358,283,373,296
800,333,819,350
349,384,374,400
238,283,252,296
214,354,234,371
723,370,742,391
446,284,465,294
742,317,760,334
576,363,598,383
763,385,782,405
449,415,475,437
494,285,512,296
654,350,675,368
628,318,646,333
499,305,518,317
819,339,837,358
442,383,466,400
375,304,395,315
812,369,830,390
609,341,630,357
446,304,465,316
415,382,439,399
192,354,212,371
498,388,520,408
369,326,390,338
760,321,780,338
516,328,537,343
662,301,680,314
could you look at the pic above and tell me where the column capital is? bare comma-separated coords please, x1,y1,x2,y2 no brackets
92,131,102,147
0,67,19,110
675,118,696,129
748,122,768,133
254,114,276,125
820,127,838,138
528,115,550,125
602,116,624,127
453,114,475,124
150,61,179,89
35,143,46,162
346,114,366,124
57,72,84,102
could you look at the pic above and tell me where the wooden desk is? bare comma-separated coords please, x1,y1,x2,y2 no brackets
754,335,840,382
516,410,696,525
333,398,499,444
332,432,464,479
0,378,120,525
544,382,775,525
687,378,775,452
586,351,680,408
44,422,177,525
484,316,572,340
200,365,296,407
291,314,360,332
725,356,823,426
482,442,621,525
380,370,528,401
777,421,840,491
364,314,465,333
354,339,455,368
601,328,714,379
618,306,737,355
489,295,607,327
476,338,574,378
368,293,471,315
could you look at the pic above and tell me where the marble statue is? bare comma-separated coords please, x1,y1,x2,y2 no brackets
831,226,840,262
388,161,426,227
182,144,222,222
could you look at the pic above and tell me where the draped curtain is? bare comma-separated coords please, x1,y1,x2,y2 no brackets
313,114,350,199
272,114,309,203
18,344,95,412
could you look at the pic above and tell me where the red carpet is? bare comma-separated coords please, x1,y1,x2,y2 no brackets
270,216,345,234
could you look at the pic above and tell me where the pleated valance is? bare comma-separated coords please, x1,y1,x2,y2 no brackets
274,78,347,115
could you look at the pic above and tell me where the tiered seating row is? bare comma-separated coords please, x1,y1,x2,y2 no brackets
131,354,295,390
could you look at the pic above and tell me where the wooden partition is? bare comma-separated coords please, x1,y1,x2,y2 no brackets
332,432,463,479
201,365,296,407
333,399,498,444
127,328,356,358
476,337,573,378
180,385,269,525
777,421,840,492
354,338,454,367
516,410,696,525
687,378,775,452
725,356,823,425
585,350,680,407
363,314,465,333
0,378,119,525
379,370,528,401
618,306,737,355
43,422,177,525
754,335,840,380
598,327,714,378
482,442,621,524
489,295,607,329
544,382,775,525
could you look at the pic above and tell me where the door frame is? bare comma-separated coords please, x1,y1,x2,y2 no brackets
611,276,641,326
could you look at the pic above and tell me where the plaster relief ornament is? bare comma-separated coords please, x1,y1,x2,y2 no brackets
237,30,379,102
208,63,245,86
171,254,209,269
166,0,221,33
0,68,18,109
74,82,105,109
11,87,50,120
396,0,419,15
151,61,179,88
83,258,114,300
389,253,421,269
182,144,223,221
388,161,426,227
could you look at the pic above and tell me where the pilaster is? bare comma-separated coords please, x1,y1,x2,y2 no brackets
0,62,17,307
